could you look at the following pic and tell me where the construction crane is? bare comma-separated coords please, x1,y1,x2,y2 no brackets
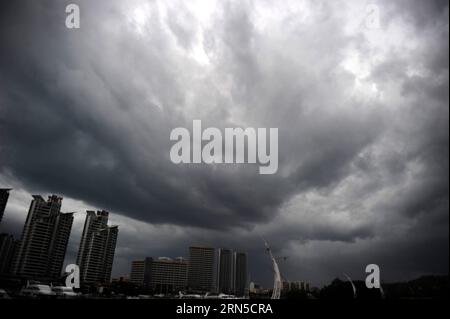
263,239,283,299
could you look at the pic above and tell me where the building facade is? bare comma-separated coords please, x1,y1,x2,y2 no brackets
130,257,187,293
129,257,153,287
217,248,235,294
12,195,73,282
234,251,248,296
76,210,119,285
187,246,217,292
146,257,188,294
130,259,146,286
216,249,248,296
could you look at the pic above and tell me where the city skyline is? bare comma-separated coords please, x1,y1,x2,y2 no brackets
1,191,276,289
0,0,449,289
127,248,249,295
0,193,119,287
0,191,252,294
0,188,446,289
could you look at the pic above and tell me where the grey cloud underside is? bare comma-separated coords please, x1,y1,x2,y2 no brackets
0,0,448,284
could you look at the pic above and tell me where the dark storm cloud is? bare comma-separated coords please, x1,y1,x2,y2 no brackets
0,0,283,229
386,0,449,29
0,0,376,230
0,0,448,285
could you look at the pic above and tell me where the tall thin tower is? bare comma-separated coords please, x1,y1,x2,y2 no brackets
217,248,235,294
264,240,282,299
187,246,216,292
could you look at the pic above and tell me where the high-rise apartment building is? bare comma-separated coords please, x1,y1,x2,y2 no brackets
234,251,248,296
76,210,119,285
187,246,216,292
216,249,248,296
0,188,11,224
12,195,73,281
217,248,235,294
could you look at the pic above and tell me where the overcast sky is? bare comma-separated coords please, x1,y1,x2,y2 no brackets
0,0,448,287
